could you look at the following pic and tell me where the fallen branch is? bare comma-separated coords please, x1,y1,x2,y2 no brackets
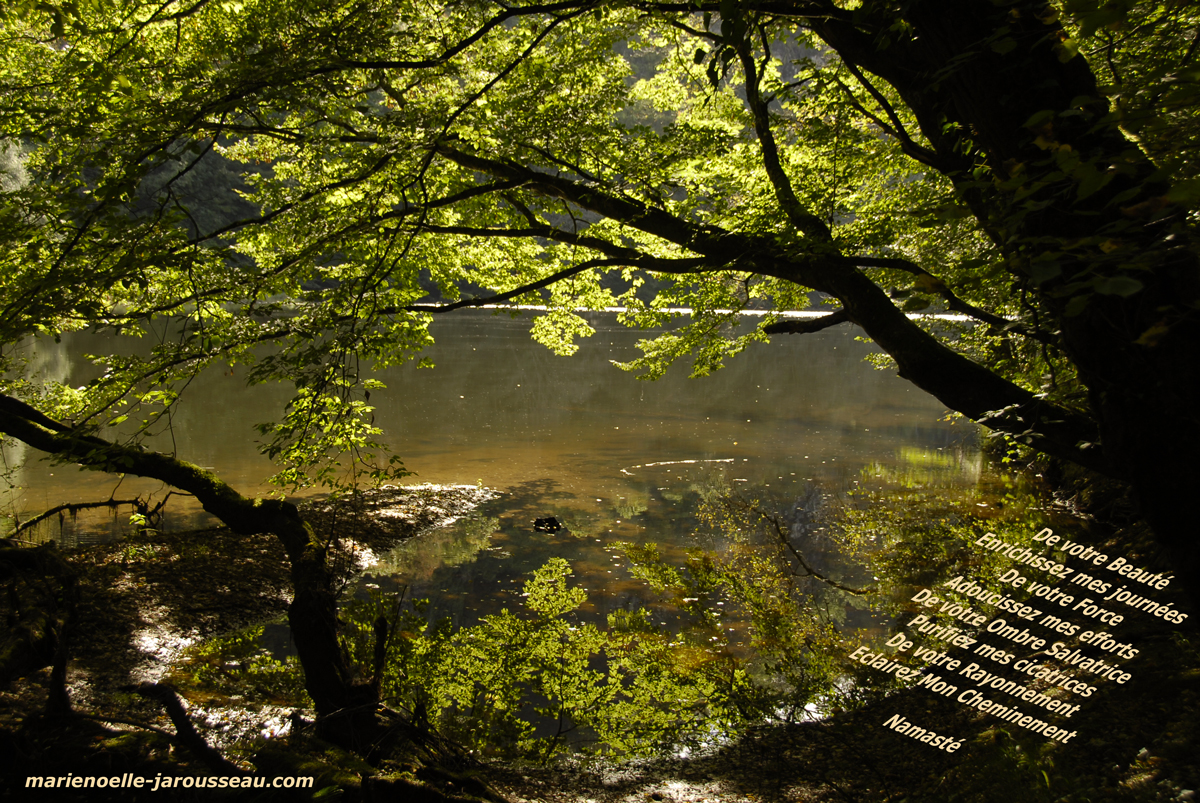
126,682,250,776
12,498,148,539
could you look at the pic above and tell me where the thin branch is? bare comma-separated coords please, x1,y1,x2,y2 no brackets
849,255,1057,344
517,142,602,183
12,498,147,538
726,497,873,595
187,152,397,245
400,5,591,217
732,23,833,240
1179,25,1200,68
416,221,714,270
402,256,705,315
838,60,941,166
502,193,542,226
830,75,942,168
663,17,723,44
763,308,849,334
327,0,598,71
86,178,523,328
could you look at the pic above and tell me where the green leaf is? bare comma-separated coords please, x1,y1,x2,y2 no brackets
1022,109,1056,129
1065,294,1091,316
1075,161,1113,201
1028,262,1062,284
1056,38,1080,62
1093,275,1143,296
1167,178,1200,204
991,37,1018,55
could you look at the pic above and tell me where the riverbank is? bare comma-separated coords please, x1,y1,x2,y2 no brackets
0,485,495,756
3,476,1199,802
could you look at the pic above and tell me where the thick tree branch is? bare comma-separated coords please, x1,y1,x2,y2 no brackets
0,393,380,740
0,541,77,687
435,144,742,256
433,146,1112,475
0,395,299,539
850,255,1056,345
809,265,1114,476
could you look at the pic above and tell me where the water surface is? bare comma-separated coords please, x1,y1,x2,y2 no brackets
6,311,980,631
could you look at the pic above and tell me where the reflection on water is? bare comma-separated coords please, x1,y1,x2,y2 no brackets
5,310,977,538
16,309,992,756
6,310,980,630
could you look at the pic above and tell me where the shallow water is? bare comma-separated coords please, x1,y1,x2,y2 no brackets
7,310,980,633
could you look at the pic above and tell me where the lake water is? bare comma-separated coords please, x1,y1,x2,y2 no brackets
5,309,981,634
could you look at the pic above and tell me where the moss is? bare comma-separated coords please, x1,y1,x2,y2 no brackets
250,739,370,799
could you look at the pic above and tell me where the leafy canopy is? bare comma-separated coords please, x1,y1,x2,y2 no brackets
2,0,1198,485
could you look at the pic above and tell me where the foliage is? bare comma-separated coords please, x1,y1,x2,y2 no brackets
171,625,312,707
4,0,1197,489
340,559,727,759
830,460,1080,672
334,549,857,760
4,0,1200,766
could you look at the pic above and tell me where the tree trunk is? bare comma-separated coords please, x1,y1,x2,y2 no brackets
0,395,381,748
810,0,1200,599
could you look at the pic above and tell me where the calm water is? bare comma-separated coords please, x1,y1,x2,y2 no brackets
5,310,980,632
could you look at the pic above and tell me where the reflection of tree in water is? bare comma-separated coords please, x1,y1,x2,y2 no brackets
342,480,877,760
370,514,501,580
614,491,650,520
174,473,1081,765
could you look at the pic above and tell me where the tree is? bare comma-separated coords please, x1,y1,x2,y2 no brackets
2,0,1198,739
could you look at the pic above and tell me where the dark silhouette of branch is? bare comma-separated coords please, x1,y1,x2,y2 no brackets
127,682,249,775
849,256,1056,344
724,497,874,595
733,24,833,240
12,498,146,538
763,309,849,334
